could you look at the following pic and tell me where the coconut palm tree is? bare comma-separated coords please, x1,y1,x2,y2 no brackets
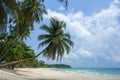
0,0,18,34
0,0,47,61
0,0,17,24
37,18,73,60
15,0,47,40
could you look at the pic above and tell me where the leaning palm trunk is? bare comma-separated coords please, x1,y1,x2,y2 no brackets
0,58,33,68
0,50,43,68
0,41,48,68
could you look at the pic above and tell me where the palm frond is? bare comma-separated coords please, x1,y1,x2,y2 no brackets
40,24,52,33
63,38,74,47
38,34,52,41
38,38,52,48
62,40,70,54
63,33,70,39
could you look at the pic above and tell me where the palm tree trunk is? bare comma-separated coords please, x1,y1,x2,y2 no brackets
0,58,33,68
0,50,44,68
33,50,45,59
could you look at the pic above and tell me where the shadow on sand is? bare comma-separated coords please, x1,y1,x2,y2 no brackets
1,69,59,80
29,79,58,80
5,69,29,77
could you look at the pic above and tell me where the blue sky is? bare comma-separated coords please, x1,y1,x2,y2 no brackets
26,0,120,68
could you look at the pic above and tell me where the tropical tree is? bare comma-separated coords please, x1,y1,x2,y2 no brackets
15,0,47,40
37,18,73,61
0,29,36,69
0,0,47,61
0,0,18,35
5,42,35,69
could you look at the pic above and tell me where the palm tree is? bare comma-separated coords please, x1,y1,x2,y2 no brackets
0,0,18,34
0,0,17,23
22,0,47,23
37,18,73,61
15,0,47,40
0,0,47,61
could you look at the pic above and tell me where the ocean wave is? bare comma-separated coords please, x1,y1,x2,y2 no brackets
51,68,120,77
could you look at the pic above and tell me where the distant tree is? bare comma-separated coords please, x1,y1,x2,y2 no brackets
46,64,71,68
39,60,45,67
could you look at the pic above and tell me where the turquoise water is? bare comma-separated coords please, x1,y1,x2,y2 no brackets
51,68,120,77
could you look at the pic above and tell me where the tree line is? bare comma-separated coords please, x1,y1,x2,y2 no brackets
16,60,71,68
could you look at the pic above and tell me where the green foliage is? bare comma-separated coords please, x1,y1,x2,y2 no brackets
0,0,18,24
0,0,71,69
44,64,71,68
0,29,35,63
18,59,40,68
3,41,35,63
0,0,47,62
17,59,71,68
38,18,74,61
39,60,45,67
0,0,47,40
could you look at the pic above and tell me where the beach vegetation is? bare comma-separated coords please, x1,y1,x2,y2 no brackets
0,0,72,69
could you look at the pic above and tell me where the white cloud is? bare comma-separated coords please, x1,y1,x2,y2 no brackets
112,0,120,4
78,48,95,58
113,56,120,62
64,52,78,59
43,0,120,67
44,10,92,40
59,6,65,11
44,9,68,22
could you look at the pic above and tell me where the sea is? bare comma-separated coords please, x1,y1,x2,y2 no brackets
51,68,120,77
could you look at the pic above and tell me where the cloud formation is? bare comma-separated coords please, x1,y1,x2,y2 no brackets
59,6,65,11
44,0,120,67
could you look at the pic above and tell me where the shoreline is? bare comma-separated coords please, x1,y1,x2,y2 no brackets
0,68,120,80
50,68,120,78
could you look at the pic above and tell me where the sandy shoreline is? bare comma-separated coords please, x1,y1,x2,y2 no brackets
0,68,120,80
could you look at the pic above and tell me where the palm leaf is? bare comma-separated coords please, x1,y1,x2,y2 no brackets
63,38,74,47
40,24,52,33
63,33,70,39
38,38,52,48
38,34,52,41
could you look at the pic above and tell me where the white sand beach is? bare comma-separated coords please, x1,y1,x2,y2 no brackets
0,68,120,80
